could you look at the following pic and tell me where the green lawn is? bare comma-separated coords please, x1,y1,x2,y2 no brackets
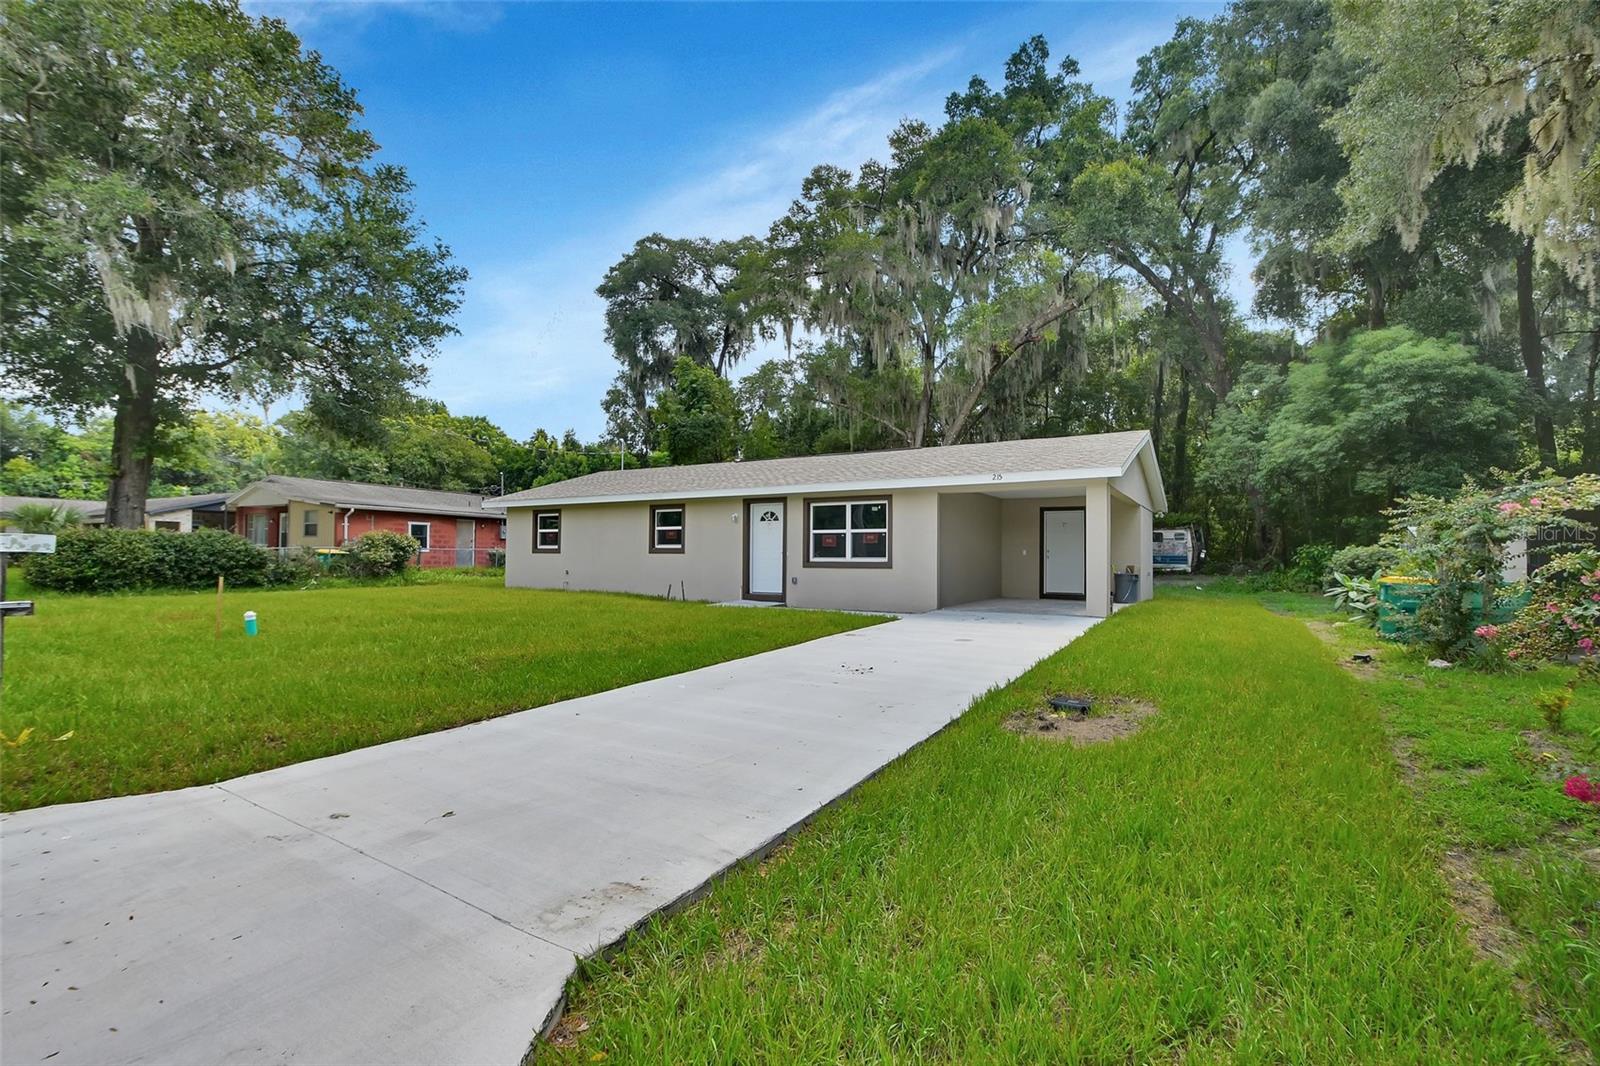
542,594,1586,1063
1242,587,1600,1058
0,576,880,810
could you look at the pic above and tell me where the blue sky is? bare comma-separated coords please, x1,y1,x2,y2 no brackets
252,1,1224,439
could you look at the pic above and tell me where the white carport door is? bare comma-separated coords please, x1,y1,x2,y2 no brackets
1042,507,1086,599
747,500,785,599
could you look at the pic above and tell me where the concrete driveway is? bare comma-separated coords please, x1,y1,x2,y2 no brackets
1,603,1097,1065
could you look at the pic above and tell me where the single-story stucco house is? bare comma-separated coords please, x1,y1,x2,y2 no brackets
490,430,1164,616
228,475,507,568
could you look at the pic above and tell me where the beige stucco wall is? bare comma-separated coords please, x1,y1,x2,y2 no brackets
144,510,193,532
503,479,1150,617
1111,457,1155,511
1000,495,1085,599
1110,494,1155,603
505,498,746,603
286,502,333,548
998,489,1148,615
506,489,941,613
936,492,1001,607
786,489,939,613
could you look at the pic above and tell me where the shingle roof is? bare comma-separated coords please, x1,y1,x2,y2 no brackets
492,431,1156,507
0,495,105,519
146,492,230,514
233,476,496,519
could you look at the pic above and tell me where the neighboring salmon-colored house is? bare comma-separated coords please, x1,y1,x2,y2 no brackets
226,476,506,568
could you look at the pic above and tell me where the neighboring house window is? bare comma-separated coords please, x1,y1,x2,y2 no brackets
303,509,319,538
535,511,561,551
650,504,685,552
498,521,507,541
155,520,180,532
806,498,890,565
408,521,430,550
246,513,269,546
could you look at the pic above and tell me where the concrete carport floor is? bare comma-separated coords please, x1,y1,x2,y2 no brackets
0,602,1098,1066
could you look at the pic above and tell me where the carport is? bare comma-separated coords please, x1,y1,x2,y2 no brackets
934,469,1158,614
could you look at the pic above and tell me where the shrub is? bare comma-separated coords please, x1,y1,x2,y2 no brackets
264,547,322,587
26,528,160,592
1,501,86,534
1535,687,1571,732
26,527,272,592
149,528,270,588
1327,543,1400,580
1284,543,1334,591
344,530,418,578
1324,572,1378,625
1501,549,1600,663
1383,471,1600,660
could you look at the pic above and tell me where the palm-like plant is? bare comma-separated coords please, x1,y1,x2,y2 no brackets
1,502,86,534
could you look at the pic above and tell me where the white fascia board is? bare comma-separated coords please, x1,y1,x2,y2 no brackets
493,467,1128,509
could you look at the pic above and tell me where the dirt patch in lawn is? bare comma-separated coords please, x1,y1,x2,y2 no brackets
1444,848,1598,1061
1302,618,1383,679
1003,694,1157,746
545,1011,591,1049
1441,849,1520,965
1519,729,1593,781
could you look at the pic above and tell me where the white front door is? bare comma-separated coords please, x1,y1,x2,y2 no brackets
746,500,785,600
1042,507,1086,599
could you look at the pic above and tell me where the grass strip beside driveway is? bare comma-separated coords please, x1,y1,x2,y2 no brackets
544,595,1553,1062
0,584,880,810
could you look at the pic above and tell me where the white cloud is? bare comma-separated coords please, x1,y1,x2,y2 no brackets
634,45,963,240
436,44,970,439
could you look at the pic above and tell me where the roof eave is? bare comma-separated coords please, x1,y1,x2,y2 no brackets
1115,431,1169,513
327,500,492,520
492,466,1130,509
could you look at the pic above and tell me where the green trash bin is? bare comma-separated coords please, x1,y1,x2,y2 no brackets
1377,576,1531,640
1377,577,1432,639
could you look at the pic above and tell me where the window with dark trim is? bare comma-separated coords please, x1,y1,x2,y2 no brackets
650,504,685,552
535,511,561,552
806,498,889,565
408,521,430,550
303,509,319,538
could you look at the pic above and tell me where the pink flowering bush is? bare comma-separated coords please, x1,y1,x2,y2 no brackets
1565,775,1600,806
1381,472,1600,659
1503,549,1600,663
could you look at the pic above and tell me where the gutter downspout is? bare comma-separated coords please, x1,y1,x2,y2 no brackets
341,506,356,546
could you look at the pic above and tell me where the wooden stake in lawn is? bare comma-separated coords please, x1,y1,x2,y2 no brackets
216,574,224,640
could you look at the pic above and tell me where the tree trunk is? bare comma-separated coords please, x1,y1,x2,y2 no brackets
1516,240,1558,468
1151,358,1166,456
1583,326,1600,473
1366,268,1386,329
1113,247,1230,401
911,339,935,448
104,331,161,529
1171,367,1191,511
